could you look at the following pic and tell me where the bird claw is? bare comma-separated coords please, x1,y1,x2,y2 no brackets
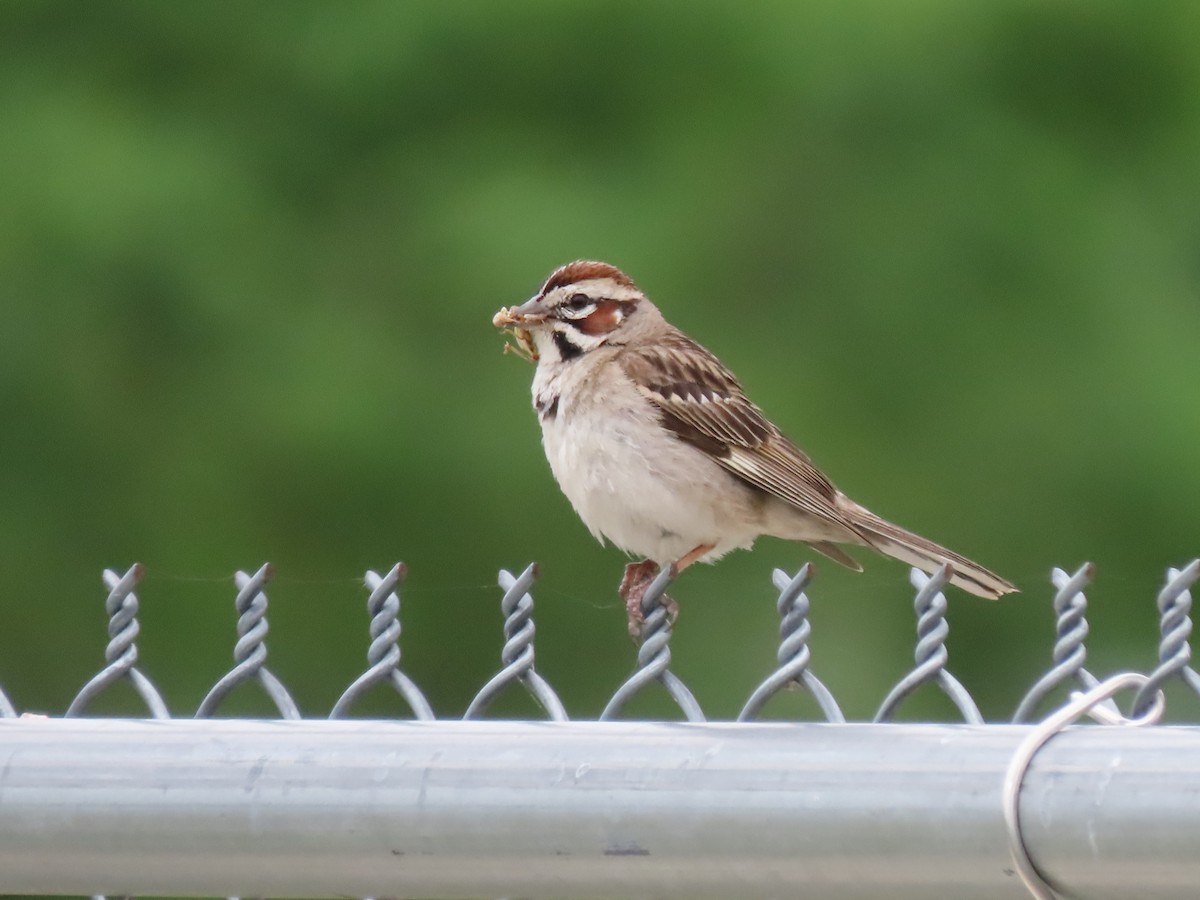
620,560,679,640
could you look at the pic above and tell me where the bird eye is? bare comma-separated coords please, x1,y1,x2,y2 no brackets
559,293,597,319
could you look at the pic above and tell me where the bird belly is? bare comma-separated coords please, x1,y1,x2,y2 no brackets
539,398,762,564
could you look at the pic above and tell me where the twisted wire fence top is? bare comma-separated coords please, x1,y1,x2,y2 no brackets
195,564,300,719
65,563,169,719
464,564,567,721
874,565,982,724
738,564,844,722
2,556,1199,723
600,564,704,722
1133,560,1200,716
331,564,433,720
1012,563,1112,723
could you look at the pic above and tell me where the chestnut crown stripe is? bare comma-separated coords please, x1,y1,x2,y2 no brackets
540,260,636,295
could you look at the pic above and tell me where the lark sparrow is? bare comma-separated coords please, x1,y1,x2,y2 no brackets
494,261,1016,630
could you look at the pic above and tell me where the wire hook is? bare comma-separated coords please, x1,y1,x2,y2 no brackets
1003,672,1165,900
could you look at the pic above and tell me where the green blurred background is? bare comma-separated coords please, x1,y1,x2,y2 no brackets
2,1,1198,722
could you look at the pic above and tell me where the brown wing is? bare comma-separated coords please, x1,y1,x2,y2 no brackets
620,331,860,532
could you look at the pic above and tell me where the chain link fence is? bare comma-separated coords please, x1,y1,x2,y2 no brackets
1,557,1198,899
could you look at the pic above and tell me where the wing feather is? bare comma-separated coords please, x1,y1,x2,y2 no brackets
621,332,859,532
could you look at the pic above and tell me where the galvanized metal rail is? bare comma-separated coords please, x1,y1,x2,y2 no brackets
0,717,1197,900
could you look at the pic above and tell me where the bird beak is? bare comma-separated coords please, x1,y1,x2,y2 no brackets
493,295,550,328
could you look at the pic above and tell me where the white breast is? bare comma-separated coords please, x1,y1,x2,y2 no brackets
531,352,765,565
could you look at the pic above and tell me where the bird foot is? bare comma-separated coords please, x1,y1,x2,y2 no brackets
619,560,679,640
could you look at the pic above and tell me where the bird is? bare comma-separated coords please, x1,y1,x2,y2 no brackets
493,260,1016,634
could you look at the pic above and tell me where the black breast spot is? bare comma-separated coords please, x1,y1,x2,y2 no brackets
536,394,560,421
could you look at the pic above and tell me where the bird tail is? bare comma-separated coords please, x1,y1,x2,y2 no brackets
843,502,1017,600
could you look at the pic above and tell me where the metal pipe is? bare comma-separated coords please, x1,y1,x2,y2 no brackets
0,719,1197,899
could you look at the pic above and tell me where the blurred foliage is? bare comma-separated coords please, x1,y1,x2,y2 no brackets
1,0,1198,723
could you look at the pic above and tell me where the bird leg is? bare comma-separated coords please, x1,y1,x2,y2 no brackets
675,542,715,573
618,543,714,640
